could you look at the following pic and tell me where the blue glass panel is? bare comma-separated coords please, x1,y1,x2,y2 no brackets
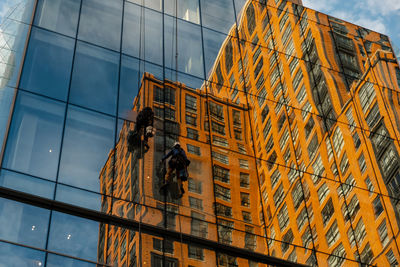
128,0,162,11
164,68,204,89
0,241,45,267
47,254,96,267
202,28,228,79
34,0,81,37
0,169,54,199
78,0,122,51
48,211,99,262
143,8,163,65
122,2,140,58
119,55,140,119
234,0,246,21
0,198,50,248
122,5,163,65
3,92,65,180
55,184,101,211
165,0,200,24
58,105,115,192
164,16,204,78
20,28,75,101
200,0,235,34
69,42,119,115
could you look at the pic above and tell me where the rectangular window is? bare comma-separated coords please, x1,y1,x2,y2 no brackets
241,192,250,207
297,207,307,231
321,198,334,226
218,219,233,244
214,184,231,201
277,203,289,231
189,196,203,210
212,135,228,147
291,181,303,210
332,127,344,157
215,203,232,218
340,153,350,176
187,144,200,155
317,183,330,203
358,153,367,173
292,69,303,91
188,178,202,194
188,245,204,260
191,211,207,238
212,151,229,165
242,211,252,223
358,82,376,113
240,173,250,188
386,249,399,266
273,183,285,208
186,127,199,140
378,219,389,247
209,102,224,121
213,165,230,183
325,220,340,247
239,159,249,169
211,121,225,135
373,196,384,218
185,94,197,112
185,113,197,126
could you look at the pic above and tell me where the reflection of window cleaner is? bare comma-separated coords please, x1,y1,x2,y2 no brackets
128,107,155,152
160,142,190,198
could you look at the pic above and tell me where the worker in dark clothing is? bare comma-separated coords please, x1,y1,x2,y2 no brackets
128,107,155,152
160,142,190,197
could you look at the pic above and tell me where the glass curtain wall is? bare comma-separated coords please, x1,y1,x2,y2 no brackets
0,0,400,266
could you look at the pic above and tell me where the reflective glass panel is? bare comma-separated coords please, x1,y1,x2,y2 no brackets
164,16,204,78
20,28,75,101
0,198,50,248
0,170,54,199
0,241,45,267
58,105,115,192
34,0,81,37
3,92,65,180
78,0,122,51
47,254,96,267
119,55,140,119
48,211,99,262
69,41,119,115
165,0,200,24
200,0,235,34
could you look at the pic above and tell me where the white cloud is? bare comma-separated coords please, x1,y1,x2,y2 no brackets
329,10,387,34
365,0,400,15
302,0,338,13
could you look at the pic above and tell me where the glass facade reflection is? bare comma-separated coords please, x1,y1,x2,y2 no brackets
1,0,400,266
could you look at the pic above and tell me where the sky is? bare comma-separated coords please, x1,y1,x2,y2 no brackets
303,0,400,56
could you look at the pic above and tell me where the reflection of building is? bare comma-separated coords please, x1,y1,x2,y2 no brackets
97,1,400,266
1,0,400,266
206,1,400,266
98,72,263,266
